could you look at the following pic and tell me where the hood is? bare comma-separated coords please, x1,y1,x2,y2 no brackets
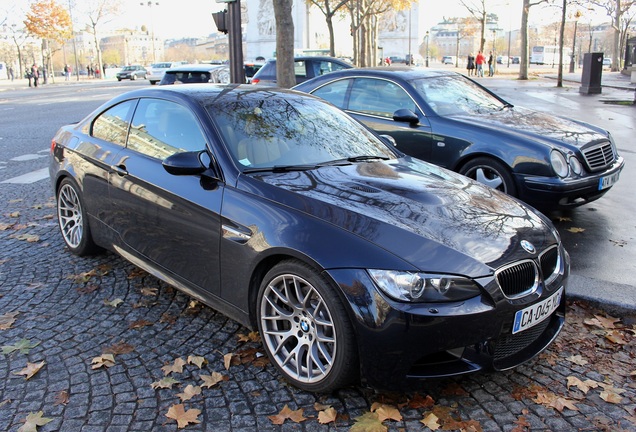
246,158,557,275
451,106,608,149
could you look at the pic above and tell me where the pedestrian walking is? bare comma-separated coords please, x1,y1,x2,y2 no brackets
488,51,494,77
466,53,475,76
475,51,486,77
31,64,39,87
8,66,14,81
64,64,70,81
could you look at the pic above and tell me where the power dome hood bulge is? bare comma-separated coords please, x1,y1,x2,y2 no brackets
244,158,557,275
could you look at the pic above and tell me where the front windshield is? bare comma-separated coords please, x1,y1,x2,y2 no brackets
208,92,396,170
411,75,506,116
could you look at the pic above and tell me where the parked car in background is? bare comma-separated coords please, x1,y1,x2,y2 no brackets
603,57,612,68
250,56,352,86
496,55,509,64
158,64,227,85
147,61,187,85
294,67,624,210
511,56,521,64
116,65,147,81
206,62,264,83
441,56,456,65
50,84,568,392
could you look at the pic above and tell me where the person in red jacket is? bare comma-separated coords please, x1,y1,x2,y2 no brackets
475,51,486,77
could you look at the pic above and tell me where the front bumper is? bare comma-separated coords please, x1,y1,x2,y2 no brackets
517,156,624,208
326,248,569,390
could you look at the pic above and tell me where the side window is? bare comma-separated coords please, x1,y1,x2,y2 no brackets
316,61,348,75
127,99,206,160
348,78,417,118
312,79,351,109
294,61,308,78
91,100,136,146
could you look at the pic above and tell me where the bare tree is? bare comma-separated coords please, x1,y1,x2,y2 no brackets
519,0,550,80
589,0,636,71
460,0,488,51
80,0,123,79
273,0,295,88
307,0,350,57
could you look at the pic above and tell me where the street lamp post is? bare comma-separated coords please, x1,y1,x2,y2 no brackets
569,11,581,73
140,1,159,63
425,31,429,67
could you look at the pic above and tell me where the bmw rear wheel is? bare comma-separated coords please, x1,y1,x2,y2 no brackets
56,178,100,256
460,157,517,196
257,260,357,392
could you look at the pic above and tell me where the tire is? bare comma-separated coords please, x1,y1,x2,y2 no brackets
257,260,358,392
56,178,100,256
131,74,136,81
117,78,122,81
459,157,517,197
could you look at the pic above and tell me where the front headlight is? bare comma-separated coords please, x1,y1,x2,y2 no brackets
368,270,481,302
550,150,569,178
568,156,583,175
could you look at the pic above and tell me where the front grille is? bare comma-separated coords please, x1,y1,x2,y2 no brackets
539,245,559,285
496,260,538,298
582,141,616,172
493,318,550,362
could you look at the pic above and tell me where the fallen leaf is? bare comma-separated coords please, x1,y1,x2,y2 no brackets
187,355,207,369
91,354,115,369
9,211,20,218
370,403,402,422
18,411,53,432
268,404,307,425
54,391,69,406
2,339,39,356
103,342,135,355
200,372,228,388
128,319,153,330
176,384,201,402
237,331,261,343
566,227,585,233
318,407,338,424
512,415,531,432
223,353,236,370
162,357,187,375
566,376,598,394
566,354,589,366
586,314,620,329
421,412,440,430
0,222,15,231
103,298,124,308
0,311,19,330
600,390,622,404
407,393,435,409
551,397,579,412
14,361,46,380
151,377,180,389
127,267,148,279
11,234,40,243
165,403,201,429
605,330,628,344
350,412,386,432
140,287,158,296
160,312,177,325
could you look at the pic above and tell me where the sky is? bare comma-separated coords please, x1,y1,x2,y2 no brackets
5,0,610,41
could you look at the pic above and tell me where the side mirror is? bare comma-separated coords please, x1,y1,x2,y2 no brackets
393,108,419,125
163,151,211,176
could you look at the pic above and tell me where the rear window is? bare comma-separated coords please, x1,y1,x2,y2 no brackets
152,63,172,69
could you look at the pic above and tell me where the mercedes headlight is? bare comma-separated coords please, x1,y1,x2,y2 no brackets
550,150,569,178
568,156,583,176
368,270,480,302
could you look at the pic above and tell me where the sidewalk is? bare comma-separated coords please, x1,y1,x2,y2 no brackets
0,75,117,91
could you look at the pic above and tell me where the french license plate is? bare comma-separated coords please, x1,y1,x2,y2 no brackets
599,171,620,190
512,287,563,334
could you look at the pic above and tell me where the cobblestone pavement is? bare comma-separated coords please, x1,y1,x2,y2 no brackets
1,182,635,432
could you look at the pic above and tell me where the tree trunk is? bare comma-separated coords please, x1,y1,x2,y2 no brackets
612,0,621,71
519,0,530,80
273,0,295,88
327,15,336,57
557,0,566,87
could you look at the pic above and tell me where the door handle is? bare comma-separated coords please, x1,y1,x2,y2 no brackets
111,164,128,176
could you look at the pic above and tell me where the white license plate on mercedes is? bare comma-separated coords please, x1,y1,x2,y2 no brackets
599,171,620,190
512,287,563,334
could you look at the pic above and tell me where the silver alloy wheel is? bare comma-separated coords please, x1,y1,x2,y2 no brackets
472,166,504,191
260,274,336,384
57,183,83,249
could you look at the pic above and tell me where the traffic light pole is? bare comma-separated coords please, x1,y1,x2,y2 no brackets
228,1,245,84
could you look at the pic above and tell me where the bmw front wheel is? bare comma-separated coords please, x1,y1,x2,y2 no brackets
257,260,357,392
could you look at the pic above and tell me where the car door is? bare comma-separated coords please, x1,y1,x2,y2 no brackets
312,77,435,161
108,97,223,295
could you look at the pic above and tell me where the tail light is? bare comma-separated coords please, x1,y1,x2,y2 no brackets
251,78,260,84
50,139,56,153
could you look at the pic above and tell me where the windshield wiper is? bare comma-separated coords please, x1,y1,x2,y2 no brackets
346,155,390,162
242,164,319,174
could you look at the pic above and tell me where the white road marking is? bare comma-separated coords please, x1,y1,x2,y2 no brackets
10,154,46,162
1,167,49,184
